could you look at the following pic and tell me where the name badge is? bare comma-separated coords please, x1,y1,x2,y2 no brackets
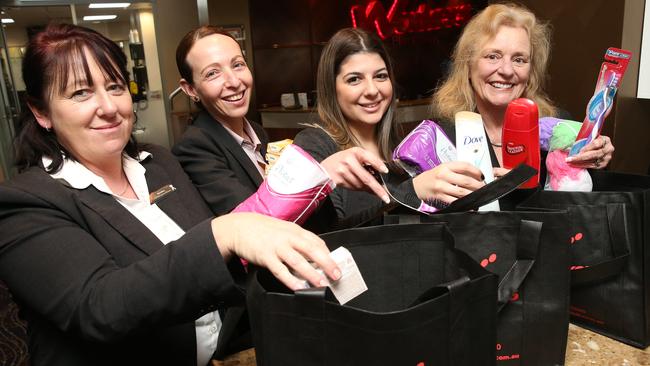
149,184,176,204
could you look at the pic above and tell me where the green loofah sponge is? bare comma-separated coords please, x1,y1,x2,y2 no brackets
549,120,583,151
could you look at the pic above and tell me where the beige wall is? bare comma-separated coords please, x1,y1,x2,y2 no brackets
4,26,29,47
4,20,130,93
151,0,199,145
614,0,650,174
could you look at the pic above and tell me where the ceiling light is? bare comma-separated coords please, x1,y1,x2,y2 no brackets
89,3,130,8
83,15,117,21
1,18,14,24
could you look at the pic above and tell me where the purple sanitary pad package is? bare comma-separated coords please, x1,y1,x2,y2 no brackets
392,120,457,177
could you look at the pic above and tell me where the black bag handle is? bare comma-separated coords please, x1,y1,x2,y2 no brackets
496,220,542,312
408,232,487,308
570,203,631,286
379,163,537,214
295,237,479,316
382,215,542,313
293,286,328,365
297,275,474,309
439,164,538,213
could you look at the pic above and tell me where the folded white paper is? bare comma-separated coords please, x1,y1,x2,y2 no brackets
295,246,368,305
327,247,368,305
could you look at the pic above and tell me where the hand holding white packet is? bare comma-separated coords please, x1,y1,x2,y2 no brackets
296,246,367,305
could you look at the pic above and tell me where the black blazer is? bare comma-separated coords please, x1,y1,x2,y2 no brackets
0,145,245,366
172,112,269,216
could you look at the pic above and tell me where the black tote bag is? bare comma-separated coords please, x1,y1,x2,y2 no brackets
247,223,498,366
519,170,650,348
400,211,572,366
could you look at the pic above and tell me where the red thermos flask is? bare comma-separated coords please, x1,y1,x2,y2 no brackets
501,98,540,189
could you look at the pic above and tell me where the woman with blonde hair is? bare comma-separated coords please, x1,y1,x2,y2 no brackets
432,3,614,176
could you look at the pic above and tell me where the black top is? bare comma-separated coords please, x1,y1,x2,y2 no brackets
294,127,415,232
0,145,245,365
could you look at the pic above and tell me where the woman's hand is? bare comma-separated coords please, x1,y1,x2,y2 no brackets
412,162,485,205
320,147,390,203
211,213,341,291
492,167,511,179
565,135,615,169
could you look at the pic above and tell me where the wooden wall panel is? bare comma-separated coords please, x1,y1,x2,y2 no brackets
252,47,313,108
249,0,487,139
249,0,310,47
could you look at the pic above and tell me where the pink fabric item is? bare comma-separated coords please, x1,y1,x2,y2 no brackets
233,145,333,225
546,150,586,191
234,181,332,225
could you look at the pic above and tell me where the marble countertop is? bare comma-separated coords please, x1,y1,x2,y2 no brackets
566,324,649,365
213,324,650,365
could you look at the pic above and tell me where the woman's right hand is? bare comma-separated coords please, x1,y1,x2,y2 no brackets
412,161,485,205
211,212,341,291
320,147,390,203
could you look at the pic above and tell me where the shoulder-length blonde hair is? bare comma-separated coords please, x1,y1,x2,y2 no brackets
432,3,556,121
316,27,400,162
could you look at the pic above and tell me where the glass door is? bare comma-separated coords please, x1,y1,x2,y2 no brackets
0,23,20,182
2,1,168,151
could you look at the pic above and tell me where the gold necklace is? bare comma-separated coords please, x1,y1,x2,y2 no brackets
116,177,130,196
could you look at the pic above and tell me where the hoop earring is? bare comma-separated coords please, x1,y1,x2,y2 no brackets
192,96,200,103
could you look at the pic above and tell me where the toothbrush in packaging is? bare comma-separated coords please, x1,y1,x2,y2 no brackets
568,47,631,156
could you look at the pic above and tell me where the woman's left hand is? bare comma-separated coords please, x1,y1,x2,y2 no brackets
565,135,615,170
492,167,511,179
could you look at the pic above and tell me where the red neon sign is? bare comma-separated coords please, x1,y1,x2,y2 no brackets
350,0,473,39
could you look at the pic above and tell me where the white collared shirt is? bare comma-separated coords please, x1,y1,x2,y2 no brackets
221,119,267,177
43,152,221,366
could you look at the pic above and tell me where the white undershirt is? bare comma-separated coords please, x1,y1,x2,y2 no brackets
44,152,221,366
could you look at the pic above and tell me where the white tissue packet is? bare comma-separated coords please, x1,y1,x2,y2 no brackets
328,247,367,304
295,246,367,305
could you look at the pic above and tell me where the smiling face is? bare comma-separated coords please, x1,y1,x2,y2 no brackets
180,34,252,126
470,25,531,115
335,52,393,134
32,48,133,168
